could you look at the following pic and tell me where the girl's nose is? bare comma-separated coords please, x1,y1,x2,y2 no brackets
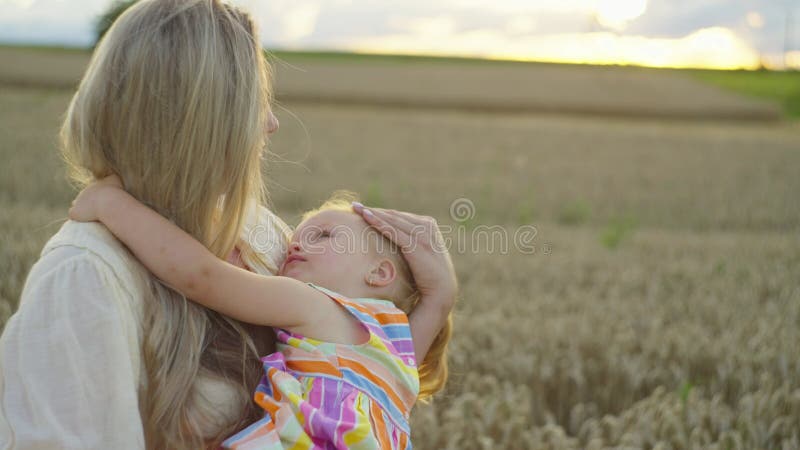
289,241,301,253
266,110,279,135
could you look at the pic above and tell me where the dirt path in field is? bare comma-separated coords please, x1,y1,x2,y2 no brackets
0,46,782,122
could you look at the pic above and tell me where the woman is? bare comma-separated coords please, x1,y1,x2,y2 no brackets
0,1,457,449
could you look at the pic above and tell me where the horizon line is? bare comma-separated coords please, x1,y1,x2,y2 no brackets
0,41,790,73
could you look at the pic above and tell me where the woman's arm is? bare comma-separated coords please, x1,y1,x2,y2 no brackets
69,181,329,329
351,203,457,363
407,293,454,360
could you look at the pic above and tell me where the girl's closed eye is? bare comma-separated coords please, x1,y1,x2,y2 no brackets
303,228,331,244
309,229,330,241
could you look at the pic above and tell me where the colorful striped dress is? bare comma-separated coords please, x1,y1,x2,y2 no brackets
222,283,420,450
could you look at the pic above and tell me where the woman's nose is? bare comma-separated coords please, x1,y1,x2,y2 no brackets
289,241,301,253
266,111,279,135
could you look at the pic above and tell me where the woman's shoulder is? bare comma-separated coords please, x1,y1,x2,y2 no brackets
43,219,126,253
15,220,148,356
33,220,148,298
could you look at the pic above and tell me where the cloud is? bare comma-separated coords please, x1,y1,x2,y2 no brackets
626,0,788,53
0,0,117,45
340,25,760,70
6,0,36,8
390,16,459,37
506,16,538,34
0,0,791,68
594,0,648,31
283,2,322,41
445,0,595,14
239,0,322,44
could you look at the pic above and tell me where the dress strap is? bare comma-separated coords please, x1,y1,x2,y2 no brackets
305,283,420,425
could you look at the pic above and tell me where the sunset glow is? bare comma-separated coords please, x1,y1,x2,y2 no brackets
349,26,761,70
595,0,648,31
0,0,791,70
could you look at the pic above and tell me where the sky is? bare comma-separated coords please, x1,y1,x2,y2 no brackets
0,0,797,70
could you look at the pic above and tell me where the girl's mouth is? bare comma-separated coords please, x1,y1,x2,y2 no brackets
284,254,306,266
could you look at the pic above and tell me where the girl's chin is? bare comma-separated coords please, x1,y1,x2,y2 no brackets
279,266,306,280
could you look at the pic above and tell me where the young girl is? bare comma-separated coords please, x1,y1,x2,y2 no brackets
69,176,454,449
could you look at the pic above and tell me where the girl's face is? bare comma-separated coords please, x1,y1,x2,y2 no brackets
279,210,377,296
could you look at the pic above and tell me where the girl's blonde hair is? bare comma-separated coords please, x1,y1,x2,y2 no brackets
301,191,453,401
60,1,276,447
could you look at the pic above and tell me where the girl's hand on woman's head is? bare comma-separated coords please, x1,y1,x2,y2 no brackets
351,202,458,309
68,174,125,223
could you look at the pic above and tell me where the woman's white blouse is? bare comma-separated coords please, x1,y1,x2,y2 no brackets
0,206,290,449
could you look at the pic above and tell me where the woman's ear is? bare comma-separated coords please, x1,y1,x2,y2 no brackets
365,258,397,287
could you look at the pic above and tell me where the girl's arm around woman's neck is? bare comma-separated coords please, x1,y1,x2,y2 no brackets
92,187,335,330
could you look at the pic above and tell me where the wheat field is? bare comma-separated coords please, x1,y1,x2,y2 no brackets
1,50,799,449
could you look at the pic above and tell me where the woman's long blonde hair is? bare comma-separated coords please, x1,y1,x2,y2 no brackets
301,191,453,401
60,1,276,447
